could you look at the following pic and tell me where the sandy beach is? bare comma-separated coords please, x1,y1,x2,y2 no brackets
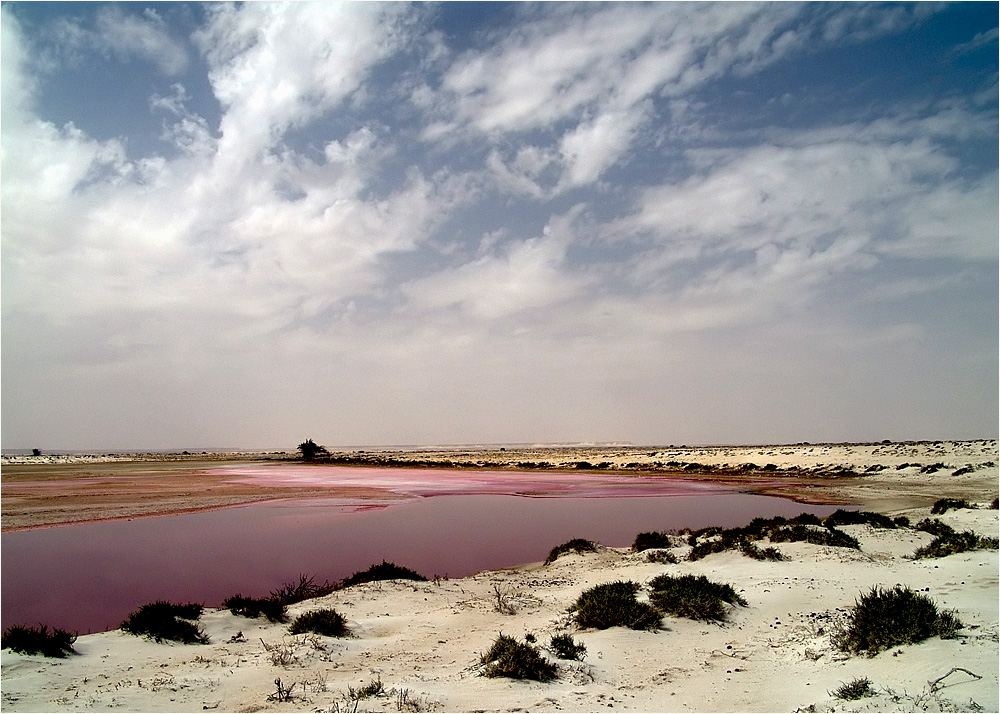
1,440,997,712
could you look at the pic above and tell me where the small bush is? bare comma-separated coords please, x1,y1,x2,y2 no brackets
913,531,999,559
769,524,860,549
270,573,336,605
688,538,733,561
2,624,77,657
549,633,586,660
341,561,427,588
930,498,974,515
633,531,674,552
646,549,678,564
892,515,911,528
289,609,349,637
832,677,877,700
834,585,963,657
991,496,999,510
479,634,557,681
570,581,661,631
545,538,598,565
913,518,956,537
825,509,896,529
740,540,787,561
788,513,822,526
348,677,384,699
120,601,208,644
222,595,288,623
648,574,747,622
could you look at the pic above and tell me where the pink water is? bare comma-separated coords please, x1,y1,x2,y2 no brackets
2,466,842,634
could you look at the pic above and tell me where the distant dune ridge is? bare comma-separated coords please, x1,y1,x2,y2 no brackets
1,440,997,712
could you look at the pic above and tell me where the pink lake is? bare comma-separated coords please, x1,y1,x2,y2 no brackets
2,466,844,634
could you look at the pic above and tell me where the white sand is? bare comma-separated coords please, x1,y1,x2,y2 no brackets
2,442,997,713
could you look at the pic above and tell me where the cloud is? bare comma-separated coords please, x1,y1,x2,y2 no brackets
51,6,188,75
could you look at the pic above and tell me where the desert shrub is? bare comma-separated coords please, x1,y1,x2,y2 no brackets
832,677,877,700
570,581,661,631
688,538,734,561
222,595,288,623
479,634,557,681
2,624,77,658
341,561,427,588
913,531,999,559
740,540,787,561
825,509,896,529
647,574,747,622
834,585,963,657
991,496,999,510
545,538,598,564
348,677,384,700
913,519,955,537
549,633,586,660
120,601,208,644
289,609,349,637
930,498,974,515
892,515,911,528
633,531,674,552
646,549,678,564
788,513,822,526
768,524,860,549
270,573,336,605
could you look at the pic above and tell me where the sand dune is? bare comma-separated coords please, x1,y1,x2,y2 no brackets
1,441,997,712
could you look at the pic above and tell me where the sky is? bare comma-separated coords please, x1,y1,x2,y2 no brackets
1,2,997,451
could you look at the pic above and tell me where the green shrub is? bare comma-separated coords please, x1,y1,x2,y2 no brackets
479,634,557,681
914,519,955,537
769,524,860,549
545,538,598,565
913,531,999,559
288,609,349,637
348,677,384,700
832,677,877,700
549,633,586,660
788,513,822,526
739,540,787,561
825,509,896,529
646,549,678,564
2,624,77,657
633,531,673,552
834,585,963,657
931,498,974,515
892,516,911,528
222,595,288,623
647,574,747,622
120,601,208,644
570,581,661,631
341,561,427,588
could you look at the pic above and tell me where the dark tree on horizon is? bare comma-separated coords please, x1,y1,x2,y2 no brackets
297,438,328,461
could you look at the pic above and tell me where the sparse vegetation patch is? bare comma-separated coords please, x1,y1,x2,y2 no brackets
913,531,999,559
930,498,975,515
632,531,674,552
832,677,877,700
549,633,586,660
222,595,288,623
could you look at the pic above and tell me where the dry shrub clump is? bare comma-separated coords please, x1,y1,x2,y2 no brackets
222,595,288,623
120,601,208,644
834,585,962,657
632,531,674,552
570,581,661,631
479,633,558,681
2,624,77,657
913,530,998,559
545,538,598,564
549,633,586,660
832,677,877,700
930,498,975,515
289,609,349,638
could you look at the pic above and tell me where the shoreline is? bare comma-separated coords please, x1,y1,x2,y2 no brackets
2,440,997,713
